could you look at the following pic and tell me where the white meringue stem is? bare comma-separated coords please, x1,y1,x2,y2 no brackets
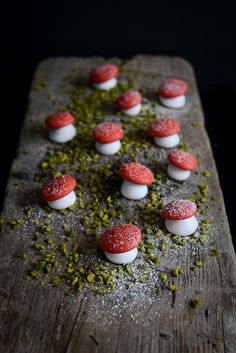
165,216,198,236
49,124,76,143
105,247,138,264
95,140,121,155
154,133,180,148
167,163,191,181
93,78,117,90
47,191,76,210
122,103,142,116
121,180,148,200
160,95,186,109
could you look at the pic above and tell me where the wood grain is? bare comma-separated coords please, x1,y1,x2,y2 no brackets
0,55,236,353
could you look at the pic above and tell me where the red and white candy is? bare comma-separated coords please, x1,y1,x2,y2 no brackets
45,112,76,143
99,224,141,264
167,150,198,181
161,200,198,236
120,163,154,200
40,175,76,210
90,63,118,90
92,122,124,155
158,79,188,109
148,118,180,148
116,91,142,116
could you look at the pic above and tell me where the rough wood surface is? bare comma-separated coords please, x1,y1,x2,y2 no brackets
0,55,236,353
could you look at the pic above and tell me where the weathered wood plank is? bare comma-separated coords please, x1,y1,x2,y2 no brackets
0,55,236,353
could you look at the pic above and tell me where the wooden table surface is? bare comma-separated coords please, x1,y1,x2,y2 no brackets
0,55,235,353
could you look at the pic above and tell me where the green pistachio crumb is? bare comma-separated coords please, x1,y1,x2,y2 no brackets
210,249,218,257
195,261,203,267
167,284,178,292
30,270,40,280
159,273,168,281
190,298,202,308
203,170,210,177
52,277,62,286
87,272,95,283
172,268,183,277
60,243,68,256
156,230,163,237
18,253,27,260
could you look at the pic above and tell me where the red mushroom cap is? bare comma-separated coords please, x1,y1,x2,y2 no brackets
161,199,197,220
45,112,75,129
120,163,154,185
90,63,118,84
99,224,141,254
92,122,124,144
40,175,76,202
158,79,188,98
116,91,142,110
148,118,180,137
168,150,198,171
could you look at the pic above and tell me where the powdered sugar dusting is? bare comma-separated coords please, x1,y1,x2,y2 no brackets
117,91,142,109
120,163,154,185
45,112,74,129
40,175,76,201
158,79,187,98
161,199,197,220
90,63,118,83
148,118,180,137
168,150,198,171
93,122,124,143
100,224,141,253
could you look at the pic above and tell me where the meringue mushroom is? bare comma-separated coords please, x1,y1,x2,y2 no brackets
40,175,76,210
161,199,198,236
116,91,142,116
167,150,198,181
99,224,141,264
148,118,180,148
92,121,124,155
120,163,154,200
158,79,188,109
45,112,76,143
90,63,118,90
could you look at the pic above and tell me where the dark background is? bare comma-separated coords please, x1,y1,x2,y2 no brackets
1,1,236,245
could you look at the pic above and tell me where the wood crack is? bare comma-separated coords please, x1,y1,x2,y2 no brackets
63,295,86,353
89,334,99,346
218,258,227,353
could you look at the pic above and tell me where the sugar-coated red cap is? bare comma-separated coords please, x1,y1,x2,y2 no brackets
158,79,188,98
92,122,124,143
161,199,197,220
99,224,141,253
40,175,76,202
45,112,75,129
90,63,118,84
148,118,180,137
120,163,154,185
116,91,142,109
168,150,198,171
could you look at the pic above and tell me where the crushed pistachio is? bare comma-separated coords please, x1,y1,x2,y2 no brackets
210,249,219,257
52,277,62,286
60,243,68,256
167,284,178,292
87,272,95,283
203,170,210,177
159,273,168,281
172,268,183,277
16,65,213,298
190,298,202,308
195,261,203,267
18,253,27,260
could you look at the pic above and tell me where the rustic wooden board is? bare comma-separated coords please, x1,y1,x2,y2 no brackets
0,55,236,353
